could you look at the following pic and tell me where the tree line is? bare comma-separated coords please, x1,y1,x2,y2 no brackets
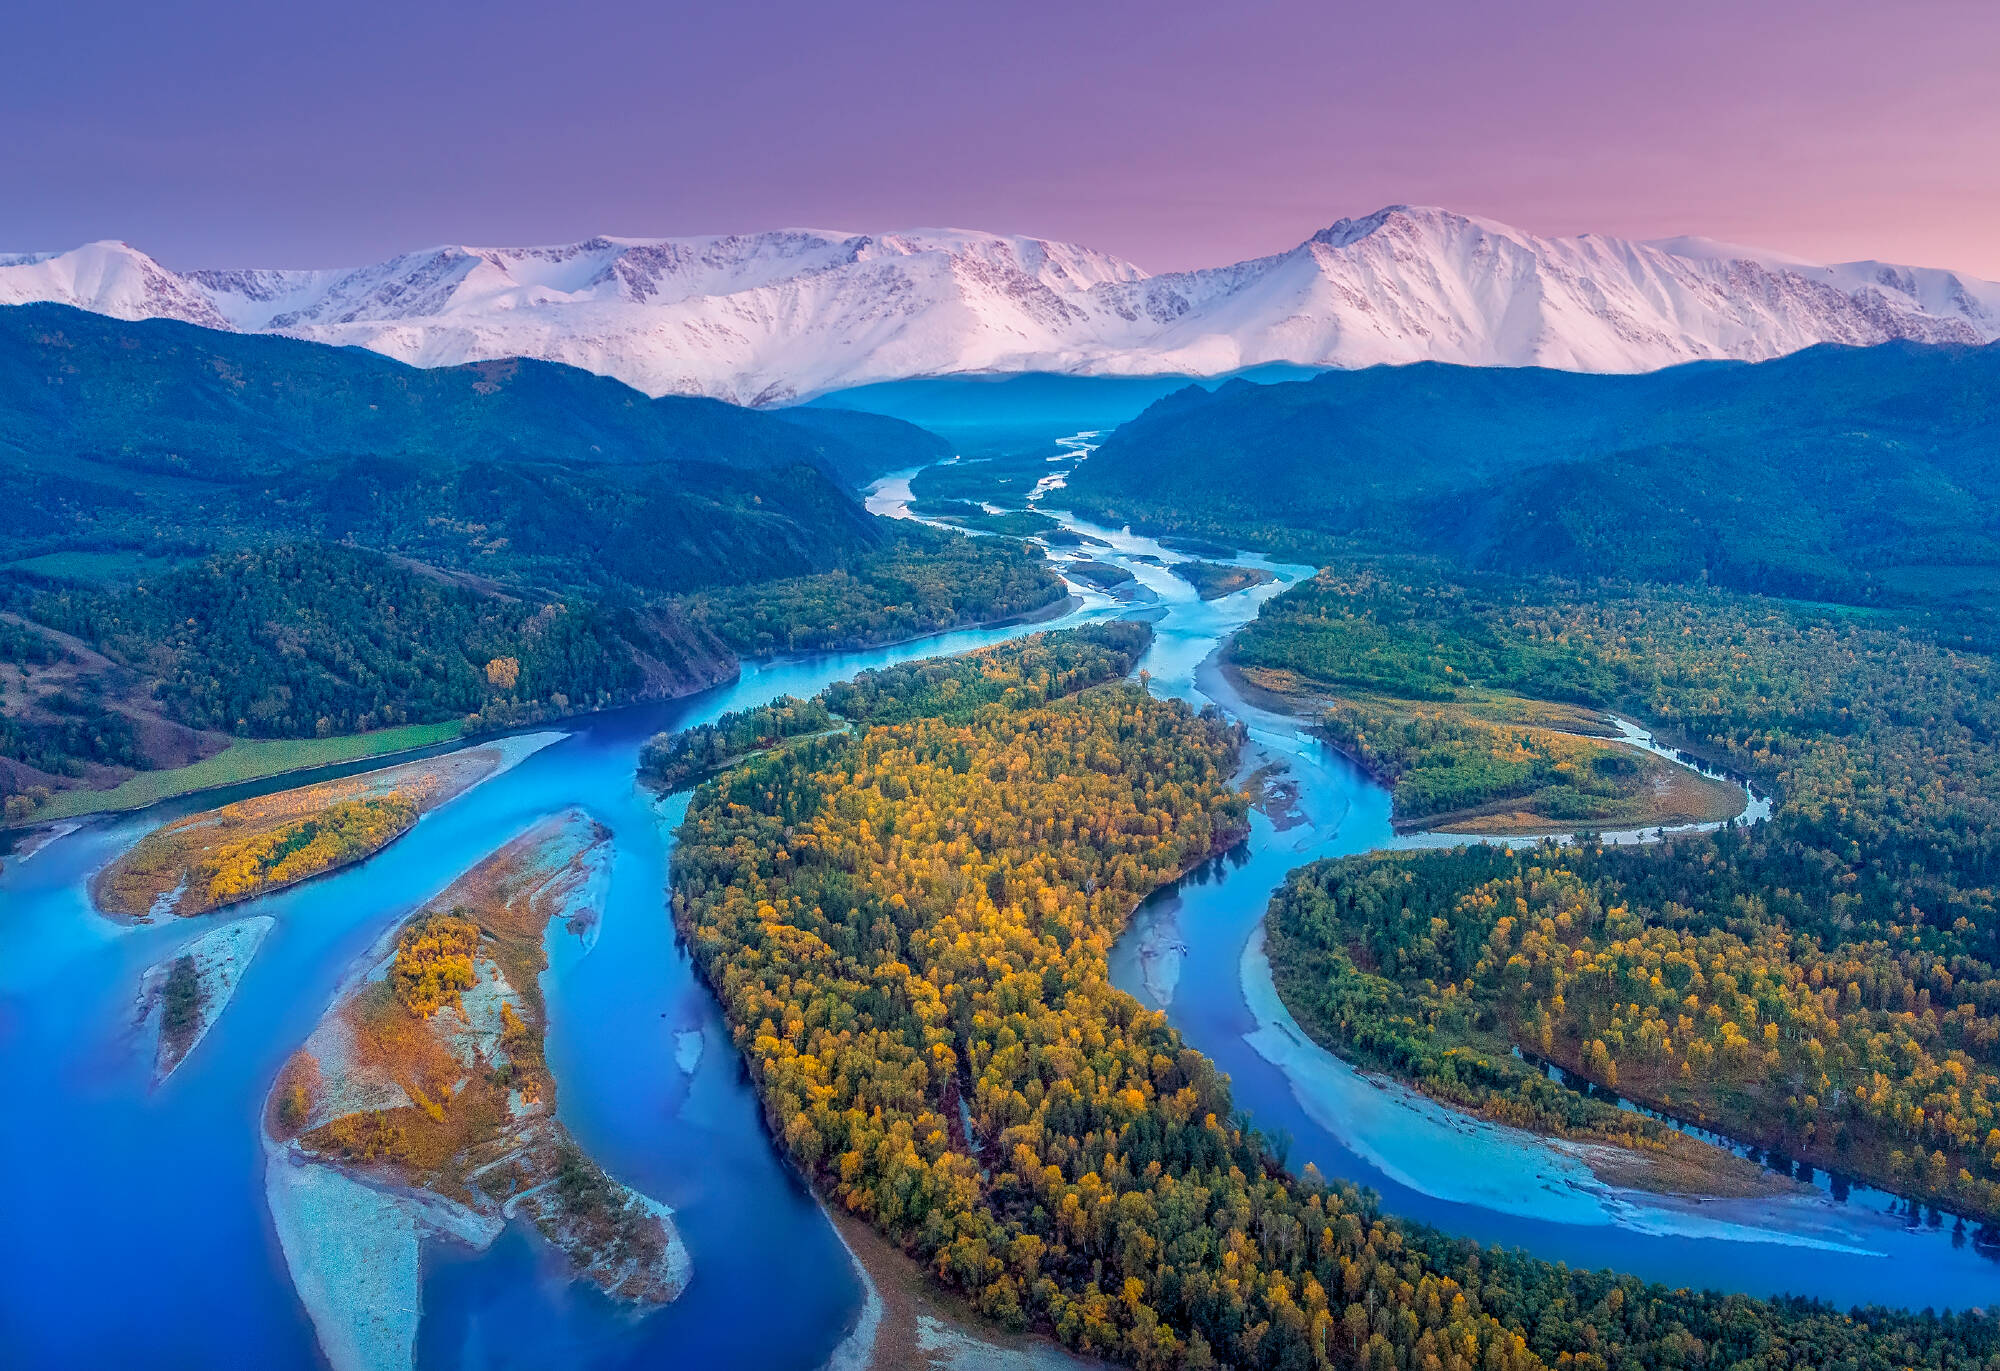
670,623,2000,1369
1250,564,2000,1224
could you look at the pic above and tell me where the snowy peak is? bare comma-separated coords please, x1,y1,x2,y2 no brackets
2,211,1994,404
1306,203,1512,251
0,240,231,329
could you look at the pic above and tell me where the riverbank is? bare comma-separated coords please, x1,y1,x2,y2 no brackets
803,589,1083,659
0,817,80,869
1257,912,1798,1203
1228,663,1995,1252
1239,926,1880,1252
20,720,469,826
10,580,1080,834
1224,660,1748,839
819,1208,1087,1371
264,1134,501,1371
1221,660,1811,1206
1144,636,1840,1198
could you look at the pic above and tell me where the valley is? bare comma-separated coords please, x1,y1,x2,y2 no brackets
13,9,1999,1369
6,354,2000,1371
1062,342,2000,613
0,308,1062,824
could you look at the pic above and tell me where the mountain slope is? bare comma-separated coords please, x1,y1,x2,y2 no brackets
6,208,1996,404
1061,339,2000,609
0,308,1069,815
0,303,941,491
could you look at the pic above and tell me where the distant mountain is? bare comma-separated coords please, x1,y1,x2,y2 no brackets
5,208,1996,404
1061,339,2000,610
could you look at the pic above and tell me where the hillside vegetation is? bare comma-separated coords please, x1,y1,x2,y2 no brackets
1065,342,2000,610
0,304,941,494
0,306,1058,817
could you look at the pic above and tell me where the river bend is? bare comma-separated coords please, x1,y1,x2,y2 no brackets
0,441,1989,1370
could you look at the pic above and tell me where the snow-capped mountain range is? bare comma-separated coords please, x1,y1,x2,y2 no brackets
4,206,1997,405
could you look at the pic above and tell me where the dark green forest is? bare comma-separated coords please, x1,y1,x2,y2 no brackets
0,304,902,594
0,307,1061,812
18,543,654,738
1065,342,2000,610
681,523,1066,655
639,694,835,792
0,304,942,497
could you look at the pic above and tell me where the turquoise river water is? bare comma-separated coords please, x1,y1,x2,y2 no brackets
0,445,1991,1370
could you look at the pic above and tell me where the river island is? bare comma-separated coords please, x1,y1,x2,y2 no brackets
92,732,561,920
264,808,688,1371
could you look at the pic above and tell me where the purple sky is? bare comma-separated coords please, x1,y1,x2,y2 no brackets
7,0,1998,277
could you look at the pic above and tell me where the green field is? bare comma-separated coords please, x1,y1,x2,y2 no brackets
4,550,182,586
23,720,466,824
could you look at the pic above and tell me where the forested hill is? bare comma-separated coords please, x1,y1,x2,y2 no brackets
0,303,944,489
0,307,1061,819
766,403,951,483
0,304,896,600
1063,340,2000,609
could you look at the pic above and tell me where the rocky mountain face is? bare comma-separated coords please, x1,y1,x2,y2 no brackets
6,207,1996,403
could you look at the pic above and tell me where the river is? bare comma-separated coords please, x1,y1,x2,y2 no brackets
0,439,1990,1370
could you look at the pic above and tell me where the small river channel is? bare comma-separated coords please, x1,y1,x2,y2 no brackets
0,436,1990,1370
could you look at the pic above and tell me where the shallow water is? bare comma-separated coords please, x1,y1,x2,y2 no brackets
2,437,1992,1370
0,611,1124,1370
1051,518,2000,1310
897,459,2000,1305
1104,659,2000,1305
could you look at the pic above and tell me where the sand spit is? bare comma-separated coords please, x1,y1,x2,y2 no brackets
265,1137,500,1371
8,818,81,864
264,808,688,1371
1132,899,1186,1008
133,913,274,1082
819,1206,1087,1371
511,1181,692,1305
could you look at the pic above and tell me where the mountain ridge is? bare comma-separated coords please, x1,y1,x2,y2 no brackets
1060,336,2000,610
6,206,1998,404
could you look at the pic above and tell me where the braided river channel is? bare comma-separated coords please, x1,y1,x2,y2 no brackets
1,437,1991,1370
